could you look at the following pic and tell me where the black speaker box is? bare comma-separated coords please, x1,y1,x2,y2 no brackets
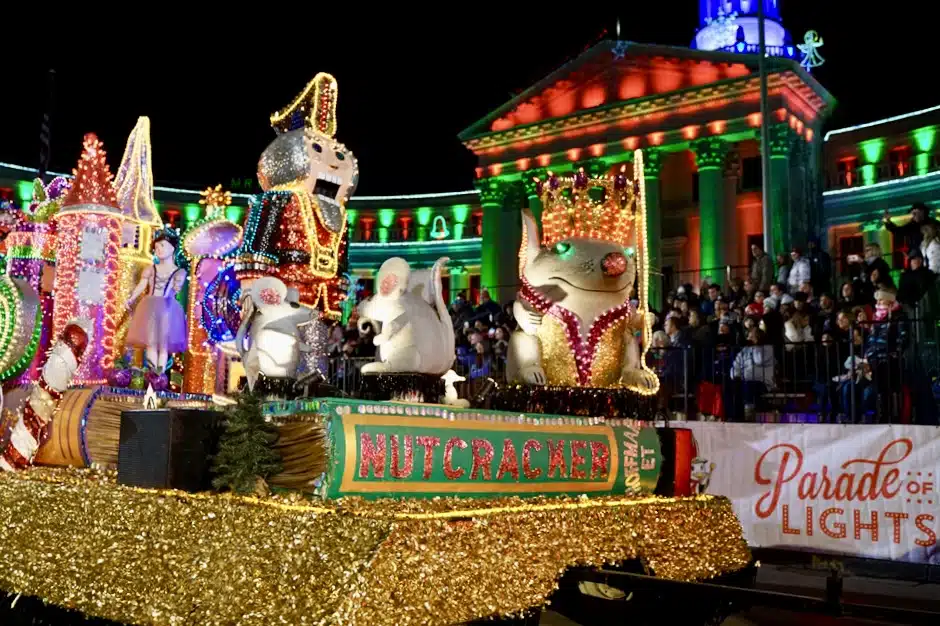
118,409,223,492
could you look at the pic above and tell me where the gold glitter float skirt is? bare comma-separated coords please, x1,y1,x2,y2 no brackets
0,469,750,626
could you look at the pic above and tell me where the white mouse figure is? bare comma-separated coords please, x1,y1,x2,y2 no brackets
236,277,315,390
441,369,470,408
357,257,455,375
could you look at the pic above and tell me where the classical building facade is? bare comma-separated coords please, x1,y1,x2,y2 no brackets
2,4,938,310
460,38,832,305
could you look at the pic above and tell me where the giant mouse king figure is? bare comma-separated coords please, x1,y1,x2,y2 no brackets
507,151,660,394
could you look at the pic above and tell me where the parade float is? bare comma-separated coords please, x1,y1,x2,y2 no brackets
0,72,751,626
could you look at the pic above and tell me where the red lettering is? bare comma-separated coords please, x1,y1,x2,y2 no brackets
590,441,610,479
389,435,414,479
570,440,587,479
853,510,879,541
833,473,855,500
924,482,935,494
757,439,913,518
359,433,386,478
820,508,846,539
884,469,901,498
443,437,467,480
547,439,567,479
523,439,542,479
471,439,494,480
841,438,913,501
915,514,937,548
782,504,801,535
798,471,825,499
755,444,803,519
416,436,440,479
806,505,814,536
884,512,908,544
496,439,520,480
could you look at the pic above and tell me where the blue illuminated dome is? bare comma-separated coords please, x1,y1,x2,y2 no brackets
692,0,797,59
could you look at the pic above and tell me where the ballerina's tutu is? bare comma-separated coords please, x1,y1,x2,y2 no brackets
126,295,188,353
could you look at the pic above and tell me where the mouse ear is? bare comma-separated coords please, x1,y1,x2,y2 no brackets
519,209,541,275
377,257,410,297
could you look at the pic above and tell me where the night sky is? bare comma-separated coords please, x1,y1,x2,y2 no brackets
0,4,933,196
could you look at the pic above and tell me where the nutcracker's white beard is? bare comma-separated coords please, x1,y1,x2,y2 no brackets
41,345,79,393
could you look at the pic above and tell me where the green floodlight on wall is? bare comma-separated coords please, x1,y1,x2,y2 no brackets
913,127,937,175
226,205,245,225
16,180,33,207
377,208,396,243
415,206,433,226
183,203,202,225
913,127,937,153
859,138,885,164
377,208,396,228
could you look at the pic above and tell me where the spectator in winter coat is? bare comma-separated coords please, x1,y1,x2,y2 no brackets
776,253,791,287
884,202,939,256
732,328,775,388
839,281,858,309
787,247,812,294
920,222,940,272
807,237,832,296
899,250,934,307
700,283,721,317
750,243,774,292
851,243,894,303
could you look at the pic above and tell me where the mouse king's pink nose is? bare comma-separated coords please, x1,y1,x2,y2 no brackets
602,252,627,277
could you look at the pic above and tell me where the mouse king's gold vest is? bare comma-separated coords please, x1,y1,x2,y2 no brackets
519,279,632,387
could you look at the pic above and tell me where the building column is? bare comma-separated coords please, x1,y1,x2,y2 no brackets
788,137,809,246
449,264,469,303
693,137,729,281
642,148,664,310
475,178,522,304
523,167,548,228
768,122,795,255
723,147,741,267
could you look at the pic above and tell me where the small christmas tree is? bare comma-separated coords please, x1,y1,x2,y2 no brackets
211,390,282,494
62,134,119,208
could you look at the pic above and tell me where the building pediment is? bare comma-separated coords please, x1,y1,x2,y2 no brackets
460,40,834,164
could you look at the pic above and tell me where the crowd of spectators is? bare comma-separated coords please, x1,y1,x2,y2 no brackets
648,202,940,424
322,202,940,424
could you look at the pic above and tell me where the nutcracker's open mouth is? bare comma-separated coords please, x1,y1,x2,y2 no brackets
314,173,341,199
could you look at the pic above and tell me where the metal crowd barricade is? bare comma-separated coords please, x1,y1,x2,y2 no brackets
321,317,938,424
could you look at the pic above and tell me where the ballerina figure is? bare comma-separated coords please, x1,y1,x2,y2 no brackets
126,228,188,372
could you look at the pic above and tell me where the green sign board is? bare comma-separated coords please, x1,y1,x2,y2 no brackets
322,406,661,499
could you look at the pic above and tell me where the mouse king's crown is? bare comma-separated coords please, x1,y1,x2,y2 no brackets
534,151,645,249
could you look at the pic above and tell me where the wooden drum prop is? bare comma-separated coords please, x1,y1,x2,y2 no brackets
34,387,124,468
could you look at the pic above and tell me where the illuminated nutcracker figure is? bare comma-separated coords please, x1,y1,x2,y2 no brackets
236,72,359,320
51,134,126,385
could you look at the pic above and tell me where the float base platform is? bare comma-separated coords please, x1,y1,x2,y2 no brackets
0,468,749,626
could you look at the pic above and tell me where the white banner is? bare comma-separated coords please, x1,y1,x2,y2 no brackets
683,423,940,564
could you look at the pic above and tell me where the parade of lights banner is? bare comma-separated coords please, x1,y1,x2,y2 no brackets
318,403,662,499
681,423,939,564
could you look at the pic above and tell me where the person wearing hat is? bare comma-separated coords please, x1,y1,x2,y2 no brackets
884,202,939,257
